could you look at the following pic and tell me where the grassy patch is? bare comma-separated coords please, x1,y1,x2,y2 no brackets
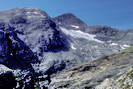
122,46,133,52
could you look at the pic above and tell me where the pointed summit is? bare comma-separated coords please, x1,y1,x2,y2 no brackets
53,13,88,31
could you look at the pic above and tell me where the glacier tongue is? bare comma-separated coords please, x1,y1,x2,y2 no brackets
60,27,103,43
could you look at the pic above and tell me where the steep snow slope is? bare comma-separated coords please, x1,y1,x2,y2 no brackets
60,27,103,43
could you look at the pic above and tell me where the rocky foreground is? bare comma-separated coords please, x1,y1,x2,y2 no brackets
0,8,133,89
49,47,133,89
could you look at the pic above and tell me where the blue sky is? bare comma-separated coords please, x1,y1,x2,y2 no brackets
0,0,133,30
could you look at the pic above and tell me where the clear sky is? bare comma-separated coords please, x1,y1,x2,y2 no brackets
0,0,133,30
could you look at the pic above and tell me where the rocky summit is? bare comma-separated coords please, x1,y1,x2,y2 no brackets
0,8,133,89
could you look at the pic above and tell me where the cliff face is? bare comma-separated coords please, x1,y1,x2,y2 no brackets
0,23,38,70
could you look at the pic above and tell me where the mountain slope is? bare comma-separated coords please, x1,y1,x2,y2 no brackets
0,8,129,74
0,8,132,88
49,46,133,89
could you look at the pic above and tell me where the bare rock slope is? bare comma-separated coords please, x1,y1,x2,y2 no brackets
49,47,133,89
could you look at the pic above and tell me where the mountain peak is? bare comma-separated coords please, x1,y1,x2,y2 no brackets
57,13,77,18
53,13,88,31
3,8,48,16
0,8,49,23
53,13,86,25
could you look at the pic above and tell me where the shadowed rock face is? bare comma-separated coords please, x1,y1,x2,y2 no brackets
0,31,10,63
0,23,39,70
35,19,70,53
0,22,52,89
0,72,17,89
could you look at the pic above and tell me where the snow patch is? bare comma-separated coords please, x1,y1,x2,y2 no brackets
71,43,76,50
26,11,40,15
109,42,130,49
71,25,79,29
0,65,12,74
26,12,31,14
120,45,130,49
123,45,130,48
110,43,118,46
33,11,40,15
61,27,103,43
26,11,44,18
